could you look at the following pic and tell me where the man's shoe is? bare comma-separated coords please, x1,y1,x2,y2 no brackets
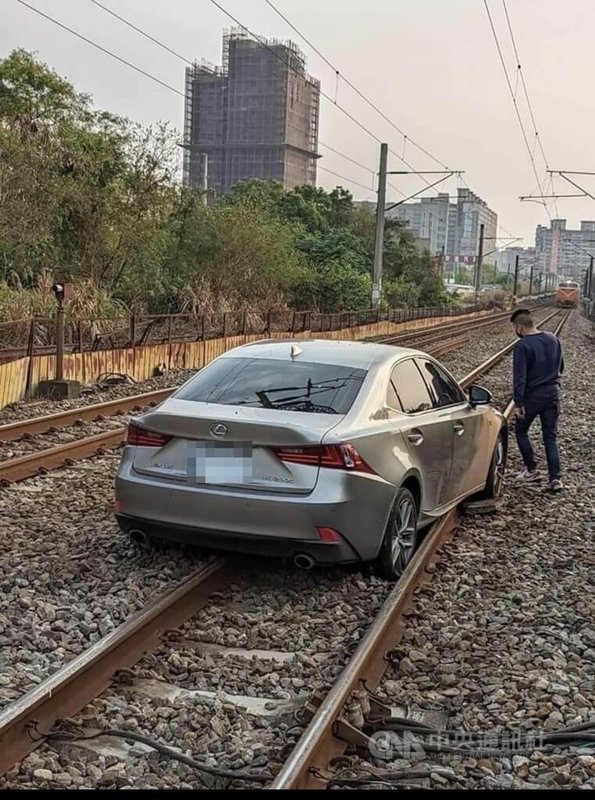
549,479,563,492
516,468,540,483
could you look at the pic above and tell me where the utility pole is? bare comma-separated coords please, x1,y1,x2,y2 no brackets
588,256,594,299
372,143,388,308
539,272,544,294
474,223,485,300
512,254,520,300
200,153,209,206
529,262,535,297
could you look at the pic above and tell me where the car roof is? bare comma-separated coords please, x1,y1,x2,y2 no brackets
222,338,421,370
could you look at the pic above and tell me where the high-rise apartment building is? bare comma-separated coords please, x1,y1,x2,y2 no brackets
535,219,595,279
386,188,498,278
495,246,536,277
183,30,320,198
389,193,451,256
447,188,498,261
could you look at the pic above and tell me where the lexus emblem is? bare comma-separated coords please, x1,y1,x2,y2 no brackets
210,423,228,437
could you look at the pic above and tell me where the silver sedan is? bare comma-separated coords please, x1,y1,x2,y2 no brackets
114,339,507,579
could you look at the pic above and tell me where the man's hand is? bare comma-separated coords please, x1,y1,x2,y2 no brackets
514,405,525,419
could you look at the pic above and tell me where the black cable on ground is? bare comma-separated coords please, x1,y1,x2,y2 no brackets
37,726,271,783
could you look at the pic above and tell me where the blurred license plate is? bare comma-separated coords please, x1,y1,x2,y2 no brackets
186,442,253,484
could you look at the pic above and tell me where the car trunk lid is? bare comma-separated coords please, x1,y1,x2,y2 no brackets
130,400,343,494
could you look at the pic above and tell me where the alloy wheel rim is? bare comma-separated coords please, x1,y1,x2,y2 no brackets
391,498,416,572
493,439,505,496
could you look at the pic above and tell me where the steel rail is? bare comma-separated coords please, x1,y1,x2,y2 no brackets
270,509,458,789
272,308,572,790
375,302,549,346
0,310,571,782
0,389,171,443
0,558,232,776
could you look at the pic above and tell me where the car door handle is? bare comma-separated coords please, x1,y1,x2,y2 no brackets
407,431,424,446
453,421,465,435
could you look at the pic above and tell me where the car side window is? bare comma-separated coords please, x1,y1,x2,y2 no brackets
386,379,403,411
416,359,465,408
390,359,433,414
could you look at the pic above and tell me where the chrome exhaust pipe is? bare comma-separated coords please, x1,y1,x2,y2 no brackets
129,528,148,545
294,553,315,570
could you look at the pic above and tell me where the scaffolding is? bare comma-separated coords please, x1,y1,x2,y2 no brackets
183,29,320,196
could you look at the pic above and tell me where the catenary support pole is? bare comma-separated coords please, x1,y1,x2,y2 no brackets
372,143,388,308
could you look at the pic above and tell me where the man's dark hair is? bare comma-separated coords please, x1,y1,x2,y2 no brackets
510,308,533,327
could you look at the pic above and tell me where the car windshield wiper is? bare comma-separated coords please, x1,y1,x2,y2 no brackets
254,378,356,407
272,398,339,414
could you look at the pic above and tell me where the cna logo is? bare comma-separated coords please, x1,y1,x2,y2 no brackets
368,730,426,762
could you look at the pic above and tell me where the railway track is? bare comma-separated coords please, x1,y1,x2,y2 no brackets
0,310,571,787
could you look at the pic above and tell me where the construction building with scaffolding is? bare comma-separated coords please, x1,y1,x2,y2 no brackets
183,30,320,199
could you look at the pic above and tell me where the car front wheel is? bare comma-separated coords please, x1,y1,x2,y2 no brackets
375,487,419,581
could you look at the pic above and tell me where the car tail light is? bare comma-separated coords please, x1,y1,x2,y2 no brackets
316,527,343,543
126,422,172,448
272,444,375,474
113,499,123,513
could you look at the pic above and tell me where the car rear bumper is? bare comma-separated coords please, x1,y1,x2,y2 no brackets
114,449,395,563
115,513,360,564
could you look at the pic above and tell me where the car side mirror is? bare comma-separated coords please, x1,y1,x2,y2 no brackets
468,384,492,407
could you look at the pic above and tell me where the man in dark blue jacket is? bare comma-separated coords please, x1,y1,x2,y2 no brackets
510,308,564,491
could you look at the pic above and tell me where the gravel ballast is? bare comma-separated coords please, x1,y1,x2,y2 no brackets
336,311,594,790
2,308,590,790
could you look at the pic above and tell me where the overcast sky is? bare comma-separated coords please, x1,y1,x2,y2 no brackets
5,0,595,247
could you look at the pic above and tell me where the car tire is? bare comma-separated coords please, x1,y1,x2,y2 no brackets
375,487,419,581
476,429,507,500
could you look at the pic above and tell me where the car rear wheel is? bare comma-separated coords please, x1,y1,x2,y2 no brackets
375,487,418,581
477,429,506,500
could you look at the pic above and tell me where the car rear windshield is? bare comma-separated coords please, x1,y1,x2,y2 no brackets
174,357,367,415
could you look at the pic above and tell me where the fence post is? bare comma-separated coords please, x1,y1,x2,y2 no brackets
24,319,36,399
167,315,173,371
78,319,86,385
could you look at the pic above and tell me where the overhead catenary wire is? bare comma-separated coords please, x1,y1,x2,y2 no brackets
85,0,384,186
17,0,392,198
501,0,549,170
500,0,560,218
483,0,551,222
262,0,449,170
15,0,184,97
83,0,439,197
206,0,437,190
317,165,378,194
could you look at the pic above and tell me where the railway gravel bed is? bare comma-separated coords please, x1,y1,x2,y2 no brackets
0,456,210,712
0,417,132,462
0,310,581,790
0,314,515,721
2,570,393,789
0,370,197,427
334,312,594,790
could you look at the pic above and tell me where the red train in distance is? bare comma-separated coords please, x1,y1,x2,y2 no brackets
555,280,580,308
